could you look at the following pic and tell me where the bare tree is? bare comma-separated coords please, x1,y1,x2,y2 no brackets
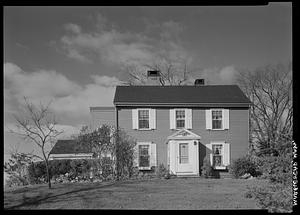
124,58,194,86
236,63,292,155
9,97,63,188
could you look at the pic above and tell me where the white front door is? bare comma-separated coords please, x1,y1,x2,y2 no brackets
169,140,199,175
177,142,192,172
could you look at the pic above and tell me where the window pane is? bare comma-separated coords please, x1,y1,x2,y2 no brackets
176,119,185,128
179,143,189,164
213,155,222,167
212,120,222,129
138,110,149,129
213,144,222,155
139,145,150,167
176,110,185,128
212,145,223,166
139,120,149,129
176,110,185,119
212,110,222,119
212,110,222,129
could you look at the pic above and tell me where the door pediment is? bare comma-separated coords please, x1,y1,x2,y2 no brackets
167,129,201,140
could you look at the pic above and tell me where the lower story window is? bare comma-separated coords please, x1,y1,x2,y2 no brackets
138,145,150,168
212,144,223,167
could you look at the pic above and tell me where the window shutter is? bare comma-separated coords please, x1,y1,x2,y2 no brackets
150,143,157,167
206,143,213,165
185,109,192,129
133,144,139,167
170,109,176,129
132,109,138,129
223,109,230,130
205,109,212,130
149,109,156,129
223,143,230,166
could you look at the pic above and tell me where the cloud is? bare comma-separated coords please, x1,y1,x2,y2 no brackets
196,66,238,85
4,62,81,103
64,23,81,34
91,75,122,87
219,66,237,84
58,15,190,69
4,62,119,126
60,29,154,66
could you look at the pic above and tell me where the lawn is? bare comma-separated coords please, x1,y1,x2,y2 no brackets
4,177,268,210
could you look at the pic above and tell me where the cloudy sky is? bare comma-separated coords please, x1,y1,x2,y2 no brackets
4,4,292,159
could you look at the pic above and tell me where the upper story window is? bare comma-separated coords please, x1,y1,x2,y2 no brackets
176,110,185,129
132,109,156,130
138,109,149,129
170,109,192,130
212,110,222,129
206,109,229,130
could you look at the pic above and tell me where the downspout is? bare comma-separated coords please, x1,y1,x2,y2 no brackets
115,106,119,130
115,106,119,180
248,104,251,150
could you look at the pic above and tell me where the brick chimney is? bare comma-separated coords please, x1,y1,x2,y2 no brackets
147,70,161,85
194,79,205,86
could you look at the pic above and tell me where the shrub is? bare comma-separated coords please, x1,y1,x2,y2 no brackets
5,173,30,188
155,163,170,179
27,161,47,184
27,158,112,183
201,156,213,178
245,145,293,212
245,183,293,213
229,155,260,178
48,159,72,177
4,152,32,187
258,152,292,185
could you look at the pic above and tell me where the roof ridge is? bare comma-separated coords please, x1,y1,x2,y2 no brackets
116,85,238,87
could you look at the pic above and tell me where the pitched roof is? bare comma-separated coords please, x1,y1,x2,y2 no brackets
90,106,115,111
113,85,251,107
49,140,92,155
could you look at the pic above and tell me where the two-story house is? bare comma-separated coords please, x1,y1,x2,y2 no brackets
90,76,252,176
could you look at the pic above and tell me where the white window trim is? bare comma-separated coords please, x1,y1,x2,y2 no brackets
137,142,152,170
137,108,152,130
174,108,186,130
211,141,226,170
211,109,224,130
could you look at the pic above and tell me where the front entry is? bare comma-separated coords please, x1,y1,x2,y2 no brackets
167,129,200,176
176,141,195,173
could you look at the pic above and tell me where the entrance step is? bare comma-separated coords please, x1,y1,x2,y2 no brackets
176,174,200,178
218,171,234,179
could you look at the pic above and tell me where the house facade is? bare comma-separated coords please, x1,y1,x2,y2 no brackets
90,83,251,176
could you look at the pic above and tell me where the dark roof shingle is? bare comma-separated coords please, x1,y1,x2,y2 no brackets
113,85,251,106
50,140,92,155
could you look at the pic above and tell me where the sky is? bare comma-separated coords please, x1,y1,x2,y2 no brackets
4,4,292,161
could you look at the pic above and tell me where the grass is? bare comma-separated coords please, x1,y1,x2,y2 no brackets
4,178,269,210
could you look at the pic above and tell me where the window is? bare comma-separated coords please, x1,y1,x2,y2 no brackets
179,143,189,164
138,110,149,129
176,110,185,129
212,144,223,167
138,145,150,168
212,110,222,129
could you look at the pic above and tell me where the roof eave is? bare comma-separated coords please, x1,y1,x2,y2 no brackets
114,102,252,108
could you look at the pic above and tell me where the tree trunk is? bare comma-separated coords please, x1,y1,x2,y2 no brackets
45,159,51,189
42,150,51,189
